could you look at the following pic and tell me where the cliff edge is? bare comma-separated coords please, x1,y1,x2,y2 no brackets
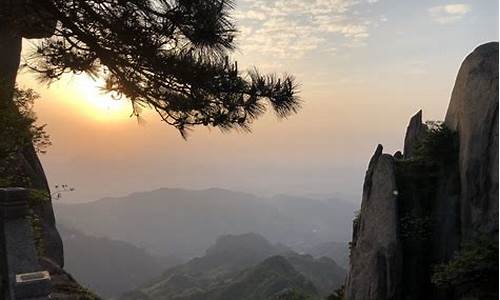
345,42,499,300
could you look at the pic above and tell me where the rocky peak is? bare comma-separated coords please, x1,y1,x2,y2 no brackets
205,233,280,256
345,42,499,300
445,42,499,239
346,145,402,300
403,110,426,158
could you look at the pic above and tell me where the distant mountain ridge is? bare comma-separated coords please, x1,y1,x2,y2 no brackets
59,225,182,298
118,233,346,300
298,241,349,268
55,188,357,260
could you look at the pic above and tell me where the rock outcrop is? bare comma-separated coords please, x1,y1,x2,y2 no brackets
40,258,101,300
403,110,426,158
0,0,62,267
345,42,499,300
444,42,499,239
345,145,402,300
19,145,64,267
0,3,94,298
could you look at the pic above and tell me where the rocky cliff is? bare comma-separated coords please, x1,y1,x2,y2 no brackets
1,0,62,267
345,42,499,300
0,5,93,297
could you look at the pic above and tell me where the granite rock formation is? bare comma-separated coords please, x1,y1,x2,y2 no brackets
444,42,499,239
345,145,402,300
0,0,62,267
0,4,94,298
345,42,499,300
403,110,426,159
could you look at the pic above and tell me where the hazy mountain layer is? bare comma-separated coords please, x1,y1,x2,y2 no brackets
118,233,346,300
298,241,349,268
59,225,182,298
56,188,357,260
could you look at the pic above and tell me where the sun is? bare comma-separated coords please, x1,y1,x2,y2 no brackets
59,74,132,121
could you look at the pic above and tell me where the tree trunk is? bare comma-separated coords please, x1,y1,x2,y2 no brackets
0,27,22,108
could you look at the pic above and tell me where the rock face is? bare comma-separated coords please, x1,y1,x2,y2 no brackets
345,145,402,300
0,0,62,267
40,258,101,300
403,110,426,158
20,145,64,266
345,42,499,300
444,42,499,239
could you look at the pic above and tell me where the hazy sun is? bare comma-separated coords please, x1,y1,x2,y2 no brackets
60,74,132,121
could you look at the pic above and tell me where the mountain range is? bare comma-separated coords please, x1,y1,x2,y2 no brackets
55,188,357,260
59,225,182,298
118,233,346,300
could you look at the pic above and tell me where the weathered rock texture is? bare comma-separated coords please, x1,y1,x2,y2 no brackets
403,110,426,158
40,258,101,300
21,145,65,267
0,0,62,267
346,145,402,300
0,4,93,299
345,42,499,300
444,42,499,239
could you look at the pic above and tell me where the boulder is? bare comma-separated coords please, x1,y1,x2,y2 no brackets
345,145,402,300
444,42,499,239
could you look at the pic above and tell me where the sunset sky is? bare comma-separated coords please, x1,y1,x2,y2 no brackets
18,0,499,203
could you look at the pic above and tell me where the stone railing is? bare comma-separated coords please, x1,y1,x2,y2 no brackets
0,188,51,299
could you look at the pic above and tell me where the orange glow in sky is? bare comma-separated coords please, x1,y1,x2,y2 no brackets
16,0,498,203
60,75,131,121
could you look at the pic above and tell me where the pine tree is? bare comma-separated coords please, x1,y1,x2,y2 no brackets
1,0,300,137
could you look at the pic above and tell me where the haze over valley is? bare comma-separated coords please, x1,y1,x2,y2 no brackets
55,188,355,297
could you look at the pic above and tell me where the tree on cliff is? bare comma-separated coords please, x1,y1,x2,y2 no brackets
1,0,300,137
0,0,301,269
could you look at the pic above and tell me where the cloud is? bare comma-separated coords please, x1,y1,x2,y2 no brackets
429,4,470,24
233,0,377,60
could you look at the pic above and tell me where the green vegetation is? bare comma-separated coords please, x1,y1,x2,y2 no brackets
431,237,498,298
352,210,361,229
393,121,461,299
26,213,47,257
395,122,458,239
29,189,51,204
51,281,101,300
0,87,50,158
413,121,459,165
273,289,317,300
395,121,458,184
120,234,346,300
399,214,433,241
209,256,318,300
0,86,50,188
0,86,52,258
326,285,345,300
15,0,300,137
349,210,361,255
